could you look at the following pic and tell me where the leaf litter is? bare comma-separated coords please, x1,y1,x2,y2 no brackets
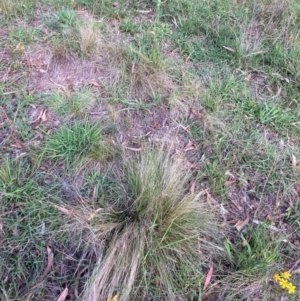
42,246,54,278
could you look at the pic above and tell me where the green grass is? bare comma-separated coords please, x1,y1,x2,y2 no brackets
46,88,95,117
45,7,98,57
9,27,42,45
0,0,36,18
1,0,300,300
43,120,113,167
119,18,140,35
226,225,282,274
0,158,61,299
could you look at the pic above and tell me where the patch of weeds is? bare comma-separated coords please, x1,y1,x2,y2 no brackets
119,95,163,110
66,148,223,301
1,92,36,142
9,27,42,45
192,69,252,113
15,117,36,141
0,58,27,89
247,1,300,74
50,36,70,59
80,170,121,206
77,22,97,57
120,17,140,35
104,83,128,104
155,21,173,40
133,29,166,69
100,26,172,100
121,36,172,99
186,109,298,199
163,0,300,88
221,224,295,300
44,120,108,167
46,7,78,30
240,101,294,130
106,43,167,100
230,225,282,274
46,88,95,117
88,139,117,163
0,157,37,205
198,159,227,197
164,0,241,63
0,158,47,300
198,71,299,136
286,199,300,237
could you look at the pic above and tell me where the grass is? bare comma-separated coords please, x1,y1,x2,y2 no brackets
45,7,98,57
1,0,300,300
0,157,70,300
9,27,42,45
72,149,222,301
221,224,289,300
226,225,282,274
45,88,95,117
43,120,113,167
0,0,36,18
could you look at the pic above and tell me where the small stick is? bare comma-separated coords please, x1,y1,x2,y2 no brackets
289,258,300,273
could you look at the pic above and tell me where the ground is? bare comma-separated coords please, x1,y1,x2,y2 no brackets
0,0,300,300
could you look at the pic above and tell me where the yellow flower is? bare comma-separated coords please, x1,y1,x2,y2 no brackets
287,283,296,294
281,271,291,280
279,279,289,289
273,271,296,295
273,274,281,282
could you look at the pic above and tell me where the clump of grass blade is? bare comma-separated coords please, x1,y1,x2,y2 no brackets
44,121,107,167
68,148,223,301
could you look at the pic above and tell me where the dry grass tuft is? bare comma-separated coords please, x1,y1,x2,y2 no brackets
171,70,204,116
77,22,97,57
66,148,222,301
99,42,174,101
128,57,173,100
0,0,15,16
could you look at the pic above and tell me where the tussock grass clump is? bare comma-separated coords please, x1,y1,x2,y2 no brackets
68,149,223,301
